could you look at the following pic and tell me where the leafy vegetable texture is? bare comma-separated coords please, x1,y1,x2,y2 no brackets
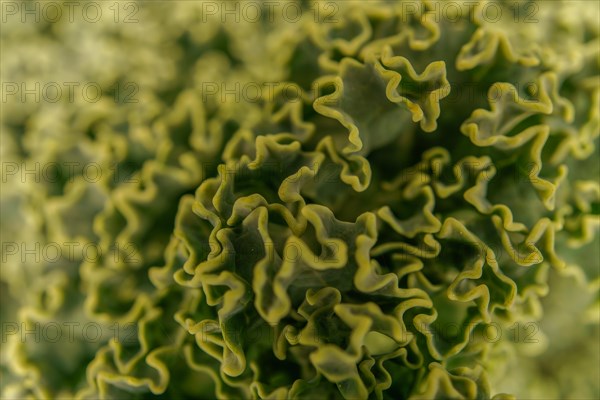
1,0,599,399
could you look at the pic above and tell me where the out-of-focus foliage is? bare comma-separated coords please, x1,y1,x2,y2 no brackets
1,0,598,399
